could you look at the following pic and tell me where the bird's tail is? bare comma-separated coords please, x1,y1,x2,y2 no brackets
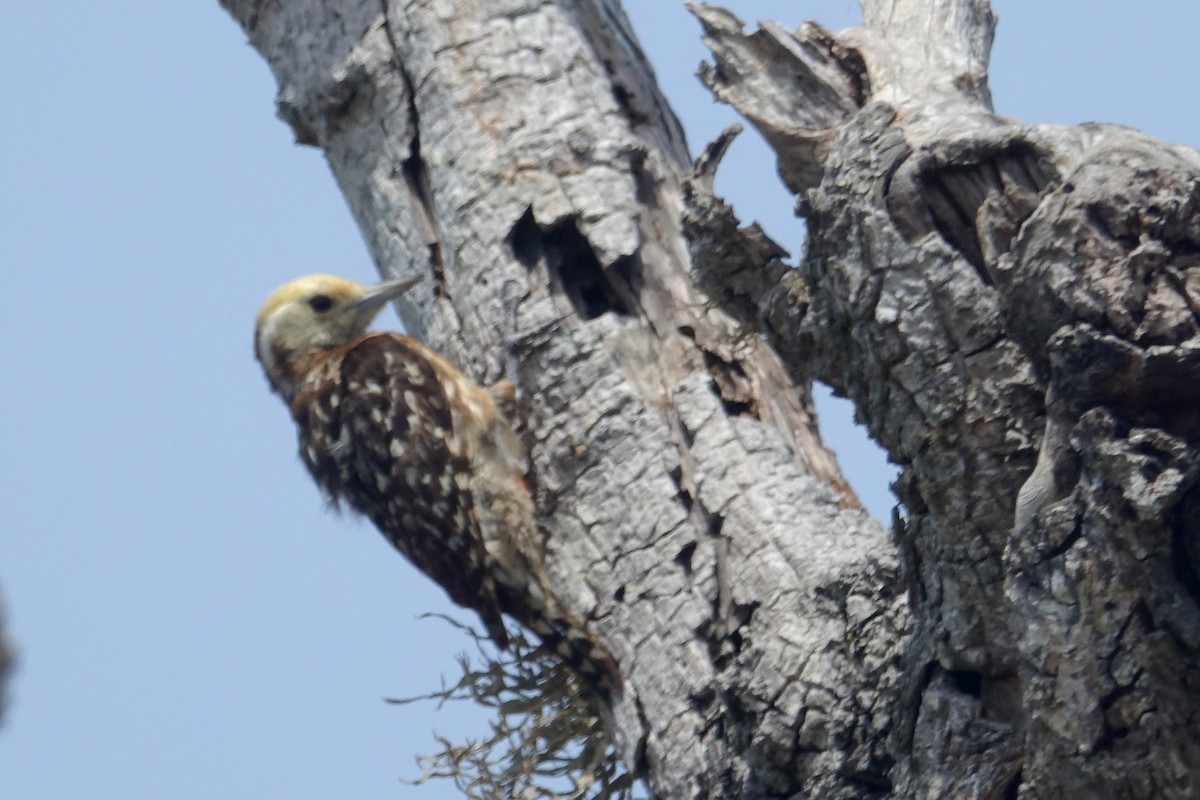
469,444,622,698
496,575,622,699
527,597,622,698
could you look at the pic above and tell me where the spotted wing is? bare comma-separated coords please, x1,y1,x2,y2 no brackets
296,332,509,647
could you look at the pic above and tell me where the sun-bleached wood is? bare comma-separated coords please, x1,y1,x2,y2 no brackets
224,0,1200,796
220,1,902,797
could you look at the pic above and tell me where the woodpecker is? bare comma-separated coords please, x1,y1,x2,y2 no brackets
254,274,619,695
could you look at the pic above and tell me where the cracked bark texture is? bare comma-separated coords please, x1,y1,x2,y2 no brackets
220,1,903,798
687,0,1200,797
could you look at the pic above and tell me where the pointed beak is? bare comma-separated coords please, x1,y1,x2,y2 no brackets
350,273,423,322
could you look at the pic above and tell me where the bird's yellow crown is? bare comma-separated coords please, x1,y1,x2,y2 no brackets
254,274,368,333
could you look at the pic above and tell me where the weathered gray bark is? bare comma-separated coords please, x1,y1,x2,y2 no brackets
689,0,1200,797
221,0,1199,797
220,1,902,798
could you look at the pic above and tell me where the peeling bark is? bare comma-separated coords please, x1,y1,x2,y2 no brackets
220,0,1200,797
221,1,903,798
690,1,1200,797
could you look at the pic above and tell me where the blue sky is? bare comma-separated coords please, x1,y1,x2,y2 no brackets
1,2,1197,798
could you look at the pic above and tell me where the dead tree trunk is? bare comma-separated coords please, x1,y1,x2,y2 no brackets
690,0,1200,798
221,0,1200,797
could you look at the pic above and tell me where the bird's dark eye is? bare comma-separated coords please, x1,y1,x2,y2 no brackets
308,294,334,313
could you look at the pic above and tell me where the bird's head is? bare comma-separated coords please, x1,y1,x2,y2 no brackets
254,273,420,397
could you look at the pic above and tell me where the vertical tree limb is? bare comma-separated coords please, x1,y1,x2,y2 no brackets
221,1,905,797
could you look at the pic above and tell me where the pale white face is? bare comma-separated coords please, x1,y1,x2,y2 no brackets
254,275,373,391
